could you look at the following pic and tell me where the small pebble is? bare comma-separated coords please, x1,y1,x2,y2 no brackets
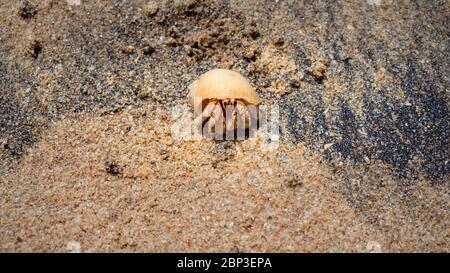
121,46,135,54
366,241,382,253
66,241,81,253
144,1,159,17
165,37,177,47
66,0,81,6
324,143,334,150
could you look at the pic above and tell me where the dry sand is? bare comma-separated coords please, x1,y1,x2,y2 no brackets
0,0,448,252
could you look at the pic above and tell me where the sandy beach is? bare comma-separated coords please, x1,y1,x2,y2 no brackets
0,0,448,252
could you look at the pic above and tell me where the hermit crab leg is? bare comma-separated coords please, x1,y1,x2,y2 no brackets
235,101,248,129
194,100,217,127
207,103,224,134
224,102,237,131
244,106,255,128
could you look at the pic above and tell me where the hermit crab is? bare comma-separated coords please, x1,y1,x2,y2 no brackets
188,69,261,137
